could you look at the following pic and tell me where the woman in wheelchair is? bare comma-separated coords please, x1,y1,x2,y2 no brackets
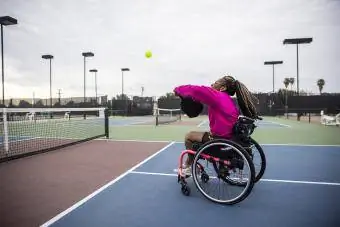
174,74,259,176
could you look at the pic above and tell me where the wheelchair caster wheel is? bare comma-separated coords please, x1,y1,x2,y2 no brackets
201,173,209,183
181,185,190,196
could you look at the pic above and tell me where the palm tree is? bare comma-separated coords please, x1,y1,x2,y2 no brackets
283,78,290,89
283,78,290,116
317,79,325,94
289,77,295,91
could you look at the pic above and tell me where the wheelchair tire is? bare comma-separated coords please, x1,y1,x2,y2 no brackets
218,138,266,186
249,138,266,183
191,139,255,205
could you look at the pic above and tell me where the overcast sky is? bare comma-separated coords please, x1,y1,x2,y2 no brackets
1,0,339,100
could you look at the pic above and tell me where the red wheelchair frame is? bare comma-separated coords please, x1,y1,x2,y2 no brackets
177,149,231,179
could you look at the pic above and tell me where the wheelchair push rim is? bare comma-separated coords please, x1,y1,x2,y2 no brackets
221,138,266,186
249,138,266,183
191,139,256,205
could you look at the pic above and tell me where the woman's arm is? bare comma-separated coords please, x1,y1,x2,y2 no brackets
174,85,219,107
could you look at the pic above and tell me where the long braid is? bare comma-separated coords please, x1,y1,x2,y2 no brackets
221,75,258,119
234,81,258,119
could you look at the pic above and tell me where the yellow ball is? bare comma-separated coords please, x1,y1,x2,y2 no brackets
145,50,152,58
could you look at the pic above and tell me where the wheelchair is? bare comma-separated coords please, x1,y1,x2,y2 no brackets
177,115,266,205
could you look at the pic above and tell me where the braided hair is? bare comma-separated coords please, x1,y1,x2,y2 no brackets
221,75,259,119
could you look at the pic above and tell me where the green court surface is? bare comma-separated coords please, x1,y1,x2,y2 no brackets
2,118,105,140
109,116,340,145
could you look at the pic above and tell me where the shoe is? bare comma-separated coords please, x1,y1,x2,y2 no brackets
178,166,191,177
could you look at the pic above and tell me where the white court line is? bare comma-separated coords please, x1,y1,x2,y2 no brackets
0,136,36,145
110,124,155,127
171,141,340,147
259,143,340,147
130,171,340,186
111,120,154,126
197,120,207,127
261,120,291,128
96,139,340,147
96,138,173,143
40,141,176,227
96,140,340,147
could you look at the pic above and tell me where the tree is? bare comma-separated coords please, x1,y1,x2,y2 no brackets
283,78,290,89
34,100,45,108
8,99,15,108
289,77,295,90
158,92,178,100
53,102,62,108
116,94,129,100
282,78,290,109
65,100,75,107
18,100,31,108
317,79,325,94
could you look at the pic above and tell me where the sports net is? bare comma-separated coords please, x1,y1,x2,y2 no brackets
0,107,109,162
155,108,182,126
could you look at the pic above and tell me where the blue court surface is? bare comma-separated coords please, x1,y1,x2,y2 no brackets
42,142,340,227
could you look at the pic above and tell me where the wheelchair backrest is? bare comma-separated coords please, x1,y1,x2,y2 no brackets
232,115,256,139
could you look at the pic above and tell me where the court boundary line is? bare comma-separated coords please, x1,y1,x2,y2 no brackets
40,141,176,227
259,120,292,128
171,141,340,147
259,143,340,147
130,171,340,186
109,119,155,126
96,138,172,143
96,139,340,147
197,120,207,127
0,136,36,145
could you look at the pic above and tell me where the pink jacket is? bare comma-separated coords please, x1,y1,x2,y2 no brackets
174,85,239,138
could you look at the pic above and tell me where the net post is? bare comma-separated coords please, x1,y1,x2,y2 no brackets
104,108,109,138
3,108,9,153
155,108,159,126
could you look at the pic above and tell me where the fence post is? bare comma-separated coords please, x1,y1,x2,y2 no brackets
104,108,109,138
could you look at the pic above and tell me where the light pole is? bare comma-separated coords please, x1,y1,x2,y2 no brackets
42,54,54,107
89,69,98,105
121,68,130,116
121,68,130,99
82,52,94,103
264,61,283,93
283,37,313,95
0,16,17,105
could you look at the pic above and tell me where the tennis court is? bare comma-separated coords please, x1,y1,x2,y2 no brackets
1,111,340,227
42,143,340,227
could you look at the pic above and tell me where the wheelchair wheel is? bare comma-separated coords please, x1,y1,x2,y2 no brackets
218,138,266,186
249,138,266,183
191,139,255,205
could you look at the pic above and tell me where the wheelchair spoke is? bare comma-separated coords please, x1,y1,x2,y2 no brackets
190,139,256,205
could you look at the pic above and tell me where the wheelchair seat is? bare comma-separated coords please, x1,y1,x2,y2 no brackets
238,115,255,124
